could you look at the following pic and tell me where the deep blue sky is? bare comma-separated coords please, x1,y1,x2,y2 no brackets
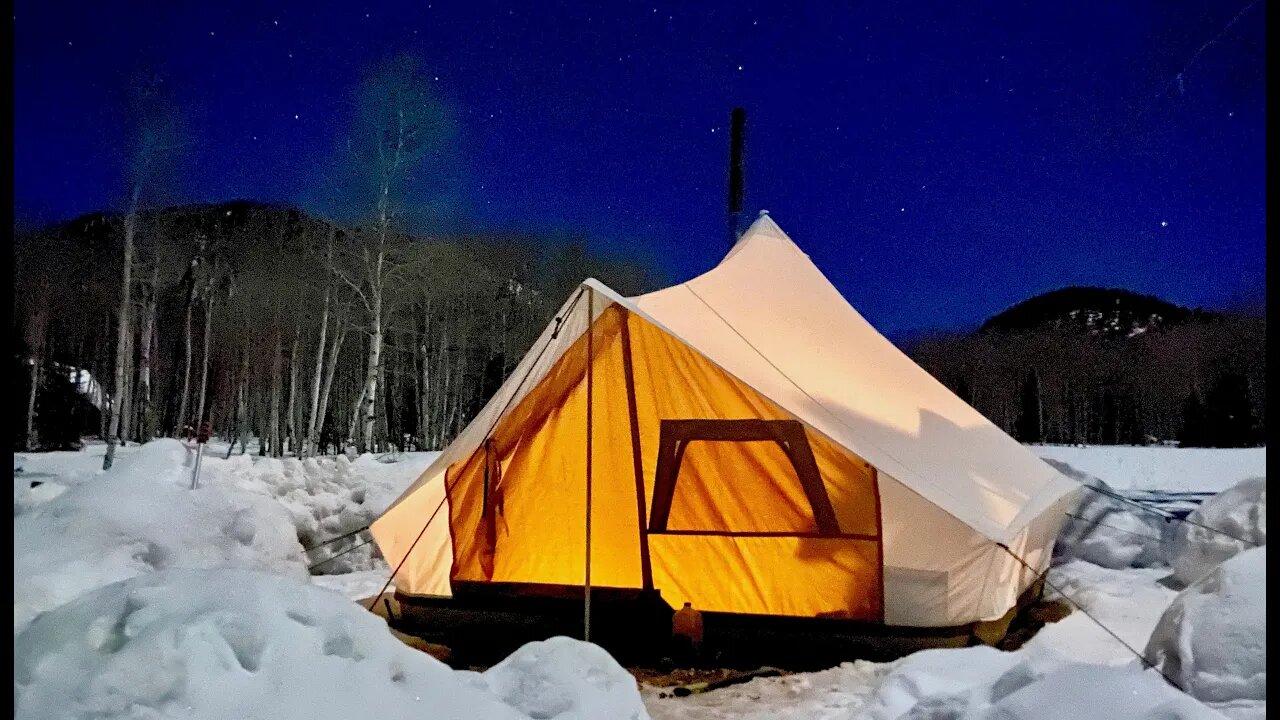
14,0,1266,336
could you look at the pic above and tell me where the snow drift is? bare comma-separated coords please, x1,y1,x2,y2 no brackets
469,636,649,720
897,658,1224,719
14,570,650,720
1146,546,1266,719
1168,477,1265,587
1047,460,1167,569
13,440,308,634
867,645,1024,719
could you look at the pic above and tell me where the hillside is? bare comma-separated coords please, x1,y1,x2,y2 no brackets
979,286,1215,337
909,288,1265,447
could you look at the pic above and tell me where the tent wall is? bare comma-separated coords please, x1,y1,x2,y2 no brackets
442,304,885,620
372,214,1079,628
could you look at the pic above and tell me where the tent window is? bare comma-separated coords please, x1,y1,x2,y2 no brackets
648,419,847,537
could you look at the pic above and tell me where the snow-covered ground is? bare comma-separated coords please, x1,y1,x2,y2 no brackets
1031,444,1265,493
12,440,1265,719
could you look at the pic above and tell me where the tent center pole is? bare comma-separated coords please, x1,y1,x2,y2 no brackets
584,288,594,643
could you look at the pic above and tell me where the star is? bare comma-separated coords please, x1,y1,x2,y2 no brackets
1161,221,1168,227
737,65,743,71
273,20,278,26
294,114,299,120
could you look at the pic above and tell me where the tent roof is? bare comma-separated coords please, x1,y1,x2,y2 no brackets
624,214,1075,541
381,214,1076,543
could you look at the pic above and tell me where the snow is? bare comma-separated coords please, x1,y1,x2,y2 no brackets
1168,477,1265,586
14,440,308,635
10,441,1264,719
312,565,395,600
474,636,650,720
1146,547,1266,719
12,440,439,576
866,646,1023,719
14,569,648,720
1022,560,1177,666
642,660,892,719
1032,445,1265,493
1051,471,1167,569
932,662,1225,720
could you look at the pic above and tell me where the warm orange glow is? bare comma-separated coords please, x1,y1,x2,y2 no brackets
443,306,883,619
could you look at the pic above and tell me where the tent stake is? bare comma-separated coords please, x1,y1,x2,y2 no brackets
584,288,594,643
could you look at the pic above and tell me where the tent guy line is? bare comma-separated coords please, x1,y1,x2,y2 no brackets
992,540,1187,693
365,289,588,612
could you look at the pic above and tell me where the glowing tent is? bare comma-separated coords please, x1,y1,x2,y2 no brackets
372,213,1079,629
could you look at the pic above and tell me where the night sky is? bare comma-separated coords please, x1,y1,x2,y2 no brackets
14,1,1266,336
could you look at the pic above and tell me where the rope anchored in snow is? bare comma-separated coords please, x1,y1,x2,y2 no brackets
993,541,1186,693
1062,512,1165,545
308,536,375,572
364,287,592,612
301,524,372,554
1073,482,1257,547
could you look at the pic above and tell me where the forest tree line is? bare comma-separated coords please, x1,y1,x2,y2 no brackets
12,53,655,465
13,201,655,456
906,307,1266,448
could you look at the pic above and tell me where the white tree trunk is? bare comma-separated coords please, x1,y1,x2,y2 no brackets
285,322,300,453
359,285,384,453
195,291,213,428
120,318,134,445
177,291,194,435
103,183,140,471
304,229,335,456
25,343,44,451
316,318,347,456
269,323,283,458
418,302,431,447
137,263,159,441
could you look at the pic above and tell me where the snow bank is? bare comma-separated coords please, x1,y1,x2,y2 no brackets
203,450,439,574
1023,560,1177,666
1168,477,1266,587
1145,547,1266,719
472,636,650,720
1032,445,1266,493
13,440,307,634
13,444,438,575
890,656,1222,719
13,476,68,515
13,569,526,720
1048,462,1167,569
311,566,396,600
14,570,650,720
867,646,1024,719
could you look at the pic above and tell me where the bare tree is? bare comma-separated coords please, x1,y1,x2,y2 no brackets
104,74,182,469
303,227,336,456
335,54,447,453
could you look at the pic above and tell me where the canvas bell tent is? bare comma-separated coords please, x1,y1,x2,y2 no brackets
371,213,1079,630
